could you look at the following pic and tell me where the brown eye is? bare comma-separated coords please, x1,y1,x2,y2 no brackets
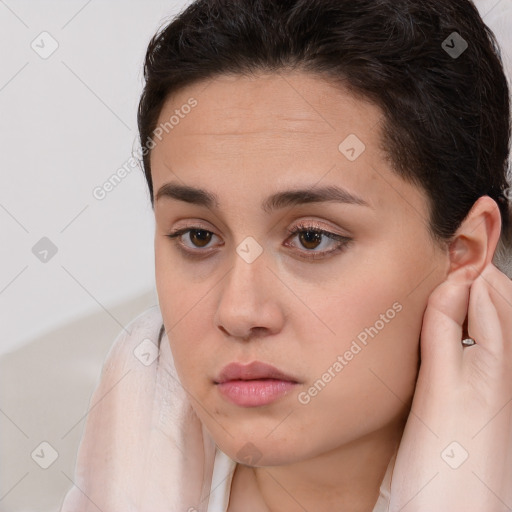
284,223,352,260
188,229,213,247
166,226,224,258
298,231,322,250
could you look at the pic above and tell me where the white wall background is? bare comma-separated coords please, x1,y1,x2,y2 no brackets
0,0,189,357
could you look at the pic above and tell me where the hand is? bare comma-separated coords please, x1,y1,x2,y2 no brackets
389,263,512,512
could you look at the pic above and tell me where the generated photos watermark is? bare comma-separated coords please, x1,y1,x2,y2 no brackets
297,301,403,405
92,97,198,201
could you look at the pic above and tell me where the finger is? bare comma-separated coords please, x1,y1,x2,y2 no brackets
481,264,512,338
464,265,512,404
419,276,470,375
468,264,510,354
467,273,500,351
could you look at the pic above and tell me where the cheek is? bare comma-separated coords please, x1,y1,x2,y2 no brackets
353,300,421,403
289,300,422,456
154,240,205,329
155,249,209,389
294,256,431,415
304,293,422,399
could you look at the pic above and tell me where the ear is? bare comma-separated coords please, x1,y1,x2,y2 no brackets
447,195,502,283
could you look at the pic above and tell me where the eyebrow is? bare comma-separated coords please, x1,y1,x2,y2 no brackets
155,182,371,212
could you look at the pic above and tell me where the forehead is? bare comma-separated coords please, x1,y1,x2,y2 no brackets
154,71,380,141
150,71,429,221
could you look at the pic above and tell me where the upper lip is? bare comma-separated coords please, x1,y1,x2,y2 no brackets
215,361,298,384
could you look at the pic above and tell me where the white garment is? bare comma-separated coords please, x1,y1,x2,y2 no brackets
206,447,236,512
60,305,396,512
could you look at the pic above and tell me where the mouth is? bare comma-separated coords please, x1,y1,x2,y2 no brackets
214,361,299,407
214,360,299,384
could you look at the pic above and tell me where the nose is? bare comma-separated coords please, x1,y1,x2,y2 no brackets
214,245,285,341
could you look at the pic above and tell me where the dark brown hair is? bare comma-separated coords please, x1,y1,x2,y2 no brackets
137,0,511,255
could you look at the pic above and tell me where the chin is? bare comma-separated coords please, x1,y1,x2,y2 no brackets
212,431,309,467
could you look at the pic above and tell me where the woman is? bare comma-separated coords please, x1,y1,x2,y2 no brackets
61,0,512,510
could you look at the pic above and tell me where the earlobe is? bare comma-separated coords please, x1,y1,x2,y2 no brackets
447,196,502,282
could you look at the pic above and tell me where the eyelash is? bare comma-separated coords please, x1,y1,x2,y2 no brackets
165,221,352,261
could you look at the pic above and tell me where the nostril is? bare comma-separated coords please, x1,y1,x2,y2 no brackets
217,324,268,341
249,326,268,338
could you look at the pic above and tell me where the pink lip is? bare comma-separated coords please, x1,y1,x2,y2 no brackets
217,379,297,407
215,361,298,384
214,361,299,407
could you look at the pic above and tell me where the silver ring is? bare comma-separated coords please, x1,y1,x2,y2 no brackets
462,337,476,347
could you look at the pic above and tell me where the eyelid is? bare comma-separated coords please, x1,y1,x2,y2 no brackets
283,221,352,260
166,220,352,260
286,219,349,238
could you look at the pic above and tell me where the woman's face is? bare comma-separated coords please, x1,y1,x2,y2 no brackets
151,71,449,465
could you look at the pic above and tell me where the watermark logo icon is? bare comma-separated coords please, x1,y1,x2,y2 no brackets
31,441,59,469
338,134,366,161
32,237,58,263
236,442,263,465
31,31,59,60
133,339,159,366
442,32,468,59
441,441,469,469
236,236,263,264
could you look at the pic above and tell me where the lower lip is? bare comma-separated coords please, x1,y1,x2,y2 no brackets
216,379,297,407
